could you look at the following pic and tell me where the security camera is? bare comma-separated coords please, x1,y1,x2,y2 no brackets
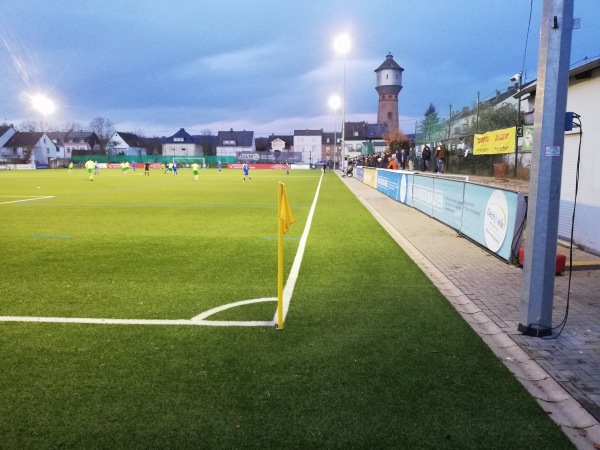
510,73,521,83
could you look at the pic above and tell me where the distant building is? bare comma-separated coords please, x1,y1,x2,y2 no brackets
216,129,255,159
293,129,323,165
47,131,100,159
109,132,147,156
2,131,57,165
161,128,203,158
344,121,389,157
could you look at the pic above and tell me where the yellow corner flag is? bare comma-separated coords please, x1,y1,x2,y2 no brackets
279,182,296,234
277,182,295,329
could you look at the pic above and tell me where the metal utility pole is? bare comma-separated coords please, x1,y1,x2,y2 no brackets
518,0,574,337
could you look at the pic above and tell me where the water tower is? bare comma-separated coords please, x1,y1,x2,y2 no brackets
375,52,404,133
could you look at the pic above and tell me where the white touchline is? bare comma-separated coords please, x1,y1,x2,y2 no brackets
273,171,324,325
0,196,54,205
0,174,324,327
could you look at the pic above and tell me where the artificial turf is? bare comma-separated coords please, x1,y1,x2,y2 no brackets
0,168,573,449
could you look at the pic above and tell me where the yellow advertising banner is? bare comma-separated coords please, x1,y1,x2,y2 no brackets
473,127,516,155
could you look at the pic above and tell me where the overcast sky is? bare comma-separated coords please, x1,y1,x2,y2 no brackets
0,0,598,138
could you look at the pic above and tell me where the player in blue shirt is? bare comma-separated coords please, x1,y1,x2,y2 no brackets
242,162,251,182
173,162,178,175
217,161,222,172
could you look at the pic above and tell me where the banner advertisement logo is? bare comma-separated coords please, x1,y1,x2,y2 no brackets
484,190,509,252
473,127,516,155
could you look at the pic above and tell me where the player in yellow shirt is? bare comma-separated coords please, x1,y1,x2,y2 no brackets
84,159,95,181
191,162,199,181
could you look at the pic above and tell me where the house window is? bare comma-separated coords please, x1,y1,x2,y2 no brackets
67,149,71,154
174,137,184,142
47,148,50,154
223,139,236,145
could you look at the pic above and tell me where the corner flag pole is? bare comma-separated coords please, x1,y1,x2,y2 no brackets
277,183,284,329
277,182,295,329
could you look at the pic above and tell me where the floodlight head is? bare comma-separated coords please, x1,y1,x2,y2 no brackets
510,73,521,83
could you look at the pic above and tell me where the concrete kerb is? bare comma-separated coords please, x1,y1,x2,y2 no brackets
339,174,600,449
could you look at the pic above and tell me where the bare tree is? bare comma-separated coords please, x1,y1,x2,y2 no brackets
17,120,52,132
60,121,84,132
89,116,115,153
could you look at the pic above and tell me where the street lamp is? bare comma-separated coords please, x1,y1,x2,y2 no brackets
328,95,341,169
334,34,350,171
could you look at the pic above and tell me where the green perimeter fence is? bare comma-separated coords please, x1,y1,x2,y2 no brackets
71,155,237,165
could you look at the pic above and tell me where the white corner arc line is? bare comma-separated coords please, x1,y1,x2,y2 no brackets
192,298,277,321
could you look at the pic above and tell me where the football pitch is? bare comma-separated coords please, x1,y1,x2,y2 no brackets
0,167,316,326
0,167,573,449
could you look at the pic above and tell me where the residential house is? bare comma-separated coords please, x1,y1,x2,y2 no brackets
343,121,389,158
216,129,254,159
161,128,203,159
321,132,339,166
0,125,17,160
191,134,218,156
2,131,57,165
109,132,147,156
47,131,100,161
515,57,600,254
293,129,323,165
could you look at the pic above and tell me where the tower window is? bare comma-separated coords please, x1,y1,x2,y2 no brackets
388,112,393,120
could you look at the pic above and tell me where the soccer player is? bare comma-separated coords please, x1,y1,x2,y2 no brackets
173,162,178,175
144,161,150,176
85,158,95,181
94,161,99,175
68,161,74,173
286,161,290,175
191,161,199,181
242,162,251,182
217,161,222,172
131,160,136,172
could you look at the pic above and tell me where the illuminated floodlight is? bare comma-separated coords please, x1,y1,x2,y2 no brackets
333,34,351,55
30,94,56,116
328,95,341,111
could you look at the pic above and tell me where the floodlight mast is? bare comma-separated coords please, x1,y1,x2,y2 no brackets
334,34,350,171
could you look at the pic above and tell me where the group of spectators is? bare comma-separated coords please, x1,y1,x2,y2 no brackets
346,142,448,174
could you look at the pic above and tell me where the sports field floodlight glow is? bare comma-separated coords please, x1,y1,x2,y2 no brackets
329,95,341,168
30,94,56,116
333,34,351,55
334,34,350,171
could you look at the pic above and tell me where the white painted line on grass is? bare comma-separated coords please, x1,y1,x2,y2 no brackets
273,171,324,325
0,196,54,205
0,173,324,327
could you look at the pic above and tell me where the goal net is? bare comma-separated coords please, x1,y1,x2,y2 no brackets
173,157,206,168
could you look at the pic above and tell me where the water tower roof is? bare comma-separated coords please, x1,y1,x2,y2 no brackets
375,52,404,72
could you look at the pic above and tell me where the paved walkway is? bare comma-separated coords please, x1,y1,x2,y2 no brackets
339,173,600,449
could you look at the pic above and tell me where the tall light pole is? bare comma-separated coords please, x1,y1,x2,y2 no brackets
511,71,523,178
328,95,341,169
334,34,350,171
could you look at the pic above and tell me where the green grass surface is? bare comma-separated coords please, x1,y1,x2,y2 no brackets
0,168,573,449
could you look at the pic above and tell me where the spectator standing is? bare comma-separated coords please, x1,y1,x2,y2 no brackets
435,143,447,174
422,145,432,172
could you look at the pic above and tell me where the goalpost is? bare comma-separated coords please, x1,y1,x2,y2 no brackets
173,156,206,168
